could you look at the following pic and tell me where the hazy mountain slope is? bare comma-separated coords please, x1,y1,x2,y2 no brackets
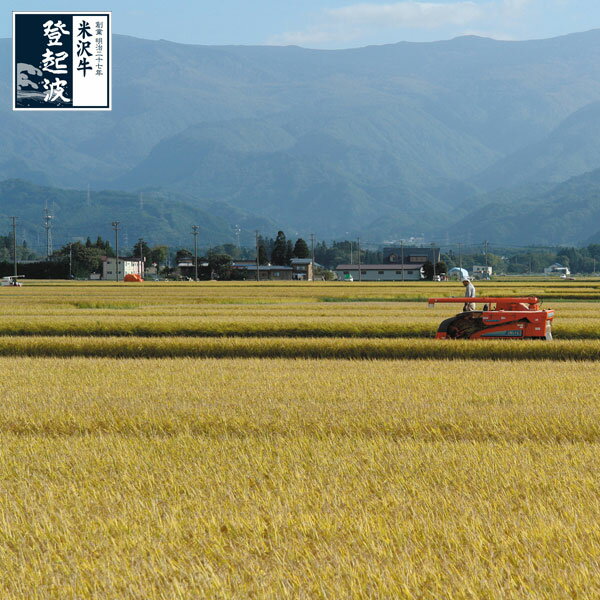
0,180,270,250
450,168,600,245
3,31,600,239
472,101,600,190
113,105,490,234
2,30,600,185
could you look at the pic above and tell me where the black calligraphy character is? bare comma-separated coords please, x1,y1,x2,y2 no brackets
77,40,93,57
77,58,93,77
77,21,93,39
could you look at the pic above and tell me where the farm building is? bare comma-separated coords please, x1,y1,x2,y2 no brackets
232,259,314,281
335,246,438,281
102,257,144,280
383,246,440,265
174,260,209,279
236,264,293,280
335,264,422,281
472,265,493,279
544,263,570,276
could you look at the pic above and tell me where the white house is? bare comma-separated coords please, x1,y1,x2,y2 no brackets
544,263,570,276
334,264,422,281
472,265,492,279
102,256,145,280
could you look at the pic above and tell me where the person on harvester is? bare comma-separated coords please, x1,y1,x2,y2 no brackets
462,278,476,312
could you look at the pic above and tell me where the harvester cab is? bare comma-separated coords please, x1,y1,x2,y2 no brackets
427,297,554,340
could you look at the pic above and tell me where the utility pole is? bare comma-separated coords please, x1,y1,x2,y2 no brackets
192,226,199,281
349,240,353,265
43,206,53,259
357,236,362,282
255,230,260,282
112,221,120,282
431,242,436,280
401,240,405,282
484,240,489,267
458,242,462,269
310,233,315,281
10,217,17,277
138,237,145,279
234,225,241,250
69,243,73,279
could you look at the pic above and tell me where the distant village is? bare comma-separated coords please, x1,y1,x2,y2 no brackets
1,229,598,281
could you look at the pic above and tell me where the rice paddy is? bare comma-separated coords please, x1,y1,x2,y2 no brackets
1,279,600,598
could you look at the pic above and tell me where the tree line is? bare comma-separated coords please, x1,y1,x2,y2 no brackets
6,226,600,279
0,234,36,262
443,244,600,274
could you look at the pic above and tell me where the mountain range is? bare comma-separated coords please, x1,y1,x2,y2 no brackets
3,30,600,246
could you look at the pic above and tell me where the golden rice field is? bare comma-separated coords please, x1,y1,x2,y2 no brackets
1,279,600,598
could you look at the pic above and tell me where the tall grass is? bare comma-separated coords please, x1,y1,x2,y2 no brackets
0,357,598,440
0,336,598,359
0,358,599,598
0,314,595,339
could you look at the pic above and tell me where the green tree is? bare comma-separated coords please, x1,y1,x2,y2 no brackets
149,246,169,271
132,239,151,265
271,231,287,265
436,261,447,276
97,236,114,256
293,238,310,259
285,239,294,265
211,243,241,260
208,253,233,280
54,242,105,277
422,260,434,280
257,237,268,265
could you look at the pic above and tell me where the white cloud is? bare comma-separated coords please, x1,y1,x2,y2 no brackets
269,0,536,46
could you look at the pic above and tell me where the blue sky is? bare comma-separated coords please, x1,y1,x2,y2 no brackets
4,0,600,48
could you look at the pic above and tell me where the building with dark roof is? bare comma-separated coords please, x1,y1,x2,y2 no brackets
335,264,422,281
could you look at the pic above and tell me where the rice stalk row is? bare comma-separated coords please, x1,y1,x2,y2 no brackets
0,336,599,360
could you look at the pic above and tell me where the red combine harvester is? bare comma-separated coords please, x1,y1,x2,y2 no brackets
427,297,554,340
